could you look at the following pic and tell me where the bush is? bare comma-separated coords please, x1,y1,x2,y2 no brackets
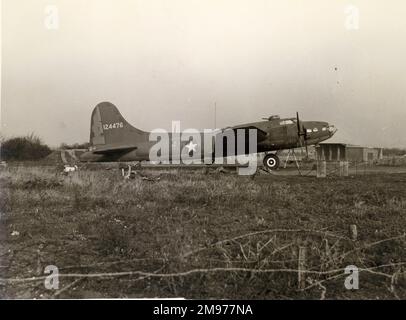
0,133,52,161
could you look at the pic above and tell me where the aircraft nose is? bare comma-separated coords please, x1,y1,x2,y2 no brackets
327,124,337,136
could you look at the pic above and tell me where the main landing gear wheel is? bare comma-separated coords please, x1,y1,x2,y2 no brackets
263,154,280,171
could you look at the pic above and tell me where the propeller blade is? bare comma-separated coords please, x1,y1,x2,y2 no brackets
296,112,301,136
302,124,307,140
296,111,304,148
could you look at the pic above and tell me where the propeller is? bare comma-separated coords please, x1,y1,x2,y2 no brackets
296,112,309,159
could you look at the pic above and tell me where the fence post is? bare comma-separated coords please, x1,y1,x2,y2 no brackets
298,246,307,289
349,224,358,241
340,161,349,177
317,161,326,178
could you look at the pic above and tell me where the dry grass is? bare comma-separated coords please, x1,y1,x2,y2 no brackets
0,165,405,299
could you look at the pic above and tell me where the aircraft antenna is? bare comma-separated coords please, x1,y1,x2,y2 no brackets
214,102,217,129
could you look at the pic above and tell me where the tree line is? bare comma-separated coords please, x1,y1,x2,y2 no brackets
0,133,51,161
0,134,89,161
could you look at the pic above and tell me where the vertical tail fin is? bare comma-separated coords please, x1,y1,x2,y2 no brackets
90,101,145,148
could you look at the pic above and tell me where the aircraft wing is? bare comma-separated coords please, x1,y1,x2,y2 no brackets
92,145,137,155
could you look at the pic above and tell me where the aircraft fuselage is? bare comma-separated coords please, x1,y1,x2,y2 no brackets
79,103,336,163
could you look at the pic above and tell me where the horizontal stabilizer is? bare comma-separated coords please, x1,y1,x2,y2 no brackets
92,145,137,155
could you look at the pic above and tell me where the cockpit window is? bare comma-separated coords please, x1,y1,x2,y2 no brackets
279,119,294,125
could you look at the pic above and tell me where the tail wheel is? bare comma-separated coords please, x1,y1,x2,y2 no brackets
263,154,280,171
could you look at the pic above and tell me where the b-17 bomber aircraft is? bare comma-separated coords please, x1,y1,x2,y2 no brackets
79,102,337,170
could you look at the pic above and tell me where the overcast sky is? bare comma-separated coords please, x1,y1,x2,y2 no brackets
1,0,406,147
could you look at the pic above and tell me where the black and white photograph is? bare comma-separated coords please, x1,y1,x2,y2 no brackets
0,0,405,306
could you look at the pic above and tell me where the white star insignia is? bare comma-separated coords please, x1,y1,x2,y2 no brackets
185,141,197,153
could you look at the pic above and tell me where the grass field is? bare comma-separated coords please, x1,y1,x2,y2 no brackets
0,165,405,299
